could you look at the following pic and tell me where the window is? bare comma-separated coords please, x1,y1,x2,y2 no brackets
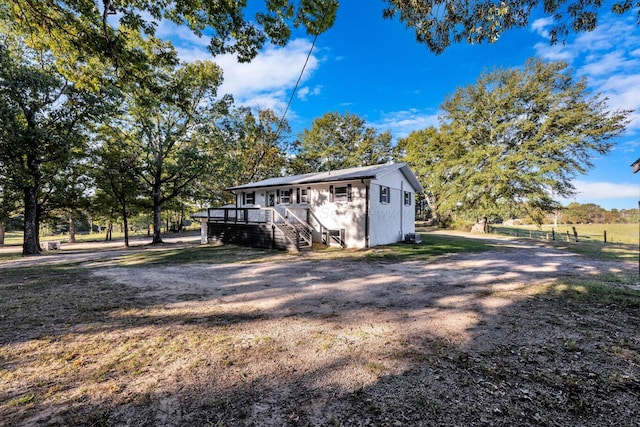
404,191,412,206
330,184,352,202
380,186,390,204
243,191,255,205
278,189,291,204
298,187,310,204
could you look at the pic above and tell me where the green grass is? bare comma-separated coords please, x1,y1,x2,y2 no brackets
114,244,279,266
491,223,639,244
542,278,640,308
2,228,201,246
364,233,497,260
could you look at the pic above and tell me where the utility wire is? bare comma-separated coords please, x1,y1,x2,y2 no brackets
247,33,320,183
276,32,319,140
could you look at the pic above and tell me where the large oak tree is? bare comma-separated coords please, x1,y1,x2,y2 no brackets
397,58,630,226
0,39,114,254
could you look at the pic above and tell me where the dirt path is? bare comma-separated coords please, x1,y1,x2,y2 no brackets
2,232,639,426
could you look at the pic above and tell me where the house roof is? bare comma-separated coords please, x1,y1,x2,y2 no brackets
226,163,424,193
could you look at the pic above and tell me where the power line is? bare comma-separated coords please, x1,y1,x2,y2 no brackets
275,33,319,140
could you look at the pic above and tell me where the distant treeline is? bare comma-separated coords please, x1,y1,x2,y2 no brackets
547,202,638,225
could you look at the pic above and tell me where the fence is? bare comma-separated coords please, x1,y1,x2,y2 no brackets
488,225,628,244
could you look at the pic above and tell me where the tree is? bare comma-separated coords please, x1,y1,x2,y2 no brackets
116,57,231,244
383,0,640,54
2,0,338,72
222,107,290,186
91,134,144,247
395,126,449,225
290,112,393,174
0,171,20,245
398,58,630,226
0,39,113,254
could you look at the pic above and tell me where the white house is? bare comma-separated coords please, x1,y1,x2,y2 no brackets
197,163,423,250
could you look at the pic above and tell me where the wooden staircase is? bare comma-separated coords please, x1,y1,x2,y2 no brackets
271,208,313,252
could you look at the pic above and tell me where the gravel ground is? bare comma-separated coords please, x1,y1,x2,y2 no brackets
1,232,639,426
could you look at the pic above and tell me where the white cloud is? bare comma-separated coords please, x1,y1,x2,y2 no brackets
557,180,640,209
532,15,640,132
297,85,322,101
372,109,440,140
573,180,639,199
153,19,321,113
531,17,554,38
214,39,319,103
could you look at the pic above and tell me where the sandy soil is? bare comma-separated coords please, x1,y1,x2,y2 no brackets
1,232,639,426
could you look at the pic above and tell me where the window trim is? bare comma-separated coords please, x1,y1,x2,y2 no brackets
243,191,256,205
298,187,310,204
380,186,390,204
278,188,292,205
331,184,353,203
404,191,412,206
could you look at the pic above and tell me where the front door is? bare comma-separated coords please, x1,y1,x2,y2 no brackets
267,191,275,207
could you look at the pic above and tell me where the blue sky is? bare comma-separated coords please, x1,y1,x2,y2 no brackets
157,3,639,210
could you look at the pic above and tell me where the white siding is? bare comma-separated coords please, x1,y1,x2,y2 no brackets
368,171,416,247
229,167,419,248
307,181,367,248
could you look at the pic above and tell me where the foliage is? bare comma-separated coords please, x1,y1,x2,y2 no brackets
198,107,290,205
0,37,115,254
1,0,338,73
90,132,145,246
398,58,630,226
106,55,231,244
290,112,393,174
383,0,640,54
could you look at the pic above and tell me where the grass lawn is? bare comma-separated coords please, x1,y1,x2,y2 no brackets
1,232,638,425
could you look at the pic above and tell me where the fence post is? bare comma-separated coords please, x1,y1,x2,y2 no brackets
572,226,579,242
552,229,555,241
566,231,570,242
603,230,607,243
546,231,549,240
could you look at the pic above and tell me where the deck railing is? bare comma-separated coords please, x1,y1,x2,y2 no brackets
207,206,312,249
207,207,271,224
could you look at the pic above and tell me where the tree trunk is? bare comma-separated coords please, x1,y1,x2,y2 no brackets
23,186,40,255
105,222,113,241
152,200,163,244
121,205,130,248
0,222,5,245
68,213,76,243
471,216,488,233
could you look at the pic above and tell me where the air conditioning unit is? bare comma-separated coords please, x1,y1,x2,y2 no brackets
404,233,422,244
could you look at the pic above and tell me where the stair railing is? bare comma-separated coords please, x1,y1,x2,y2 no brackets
284,208,313,247
269,208,312,250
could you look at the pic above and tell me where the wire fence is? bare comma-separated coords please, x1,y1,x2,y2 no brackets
487,225,634,245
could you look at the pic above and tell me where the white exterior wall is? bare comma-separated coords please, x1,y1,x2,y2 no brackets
231,169,417,248
368,171,416,247
307,181,367,248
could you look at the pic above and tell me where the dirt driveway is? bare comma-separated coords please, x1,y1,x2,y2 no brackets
2,232,639,426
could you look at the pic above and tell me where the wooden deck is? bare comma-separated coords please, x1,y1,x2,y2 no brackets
206,207,313,251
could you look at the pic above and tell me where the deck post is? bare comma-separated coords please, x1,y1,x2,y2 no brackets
271,225,276,249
